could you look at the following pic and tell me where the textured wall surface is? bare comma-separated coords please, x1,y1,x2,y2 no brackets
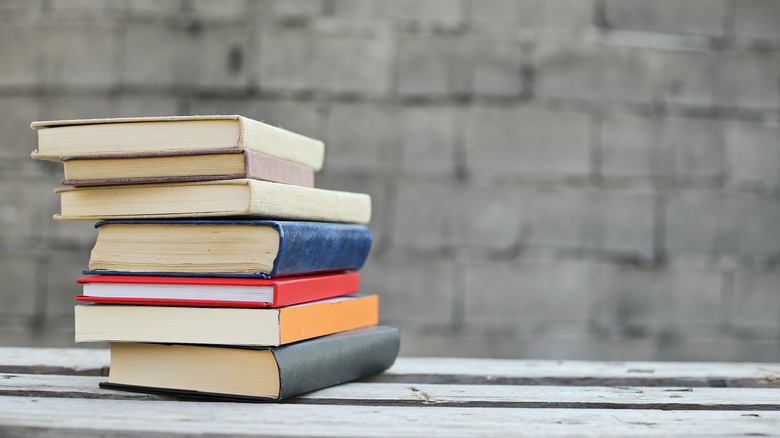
1,0,779,361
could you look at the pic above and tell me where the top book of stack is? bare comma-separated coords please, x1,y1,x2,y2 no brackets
30,115,325,171
31,116,371,224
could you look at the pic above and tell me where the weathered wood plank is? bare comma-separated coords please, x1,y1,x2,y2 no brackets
2,373,780,411
0,396,778,437
375,357,780,387
3,347,780,387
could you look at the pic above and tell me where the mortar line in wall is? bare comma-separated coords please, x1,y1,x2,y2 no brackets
452,250,467,332
589,112,603,184
724,0,737,41
720,267,736,334
652,191,667,266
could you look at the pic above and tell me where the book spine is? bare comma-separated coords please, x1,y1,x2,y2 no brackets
62,174,246,187
272,272,359,307
243,149,315,188
271,222,372,277
273,326,400,400
238,117,324,171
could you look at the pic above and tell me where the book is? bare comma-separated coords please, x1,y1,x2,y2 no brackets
31,115,324,171
61,149,314,187
74,294,379,346
75,272,360,308
100,325,401,401
85,220,372,278
54,179,371,224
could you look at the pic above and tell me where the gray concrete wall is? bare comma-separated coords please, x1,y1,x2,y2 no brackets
1,0,779,361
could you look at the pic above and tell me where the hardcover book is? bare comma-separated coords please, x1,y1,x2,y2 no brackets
85,220,372,278
75,272,360,308
31,115,324,171
61,149,315,187
101,325,401,401
74,294,379,346
54,179,371,224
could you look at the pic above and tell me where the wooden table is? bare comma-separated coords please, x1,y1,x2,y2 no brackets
1,347,780,436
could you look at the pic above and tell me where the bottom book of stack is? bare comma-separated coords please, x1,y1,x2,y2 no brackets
73,272,400,401
101,325,400,402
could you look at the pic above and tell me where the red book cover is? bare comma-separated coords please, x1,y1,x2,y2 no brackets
75,272,359,308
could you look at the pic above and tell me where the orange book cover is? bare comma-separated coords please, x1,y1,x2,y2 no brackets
74,295,379,346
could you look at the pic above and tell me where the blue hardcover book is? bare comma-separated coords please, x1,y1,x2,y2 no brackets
84,220,372,278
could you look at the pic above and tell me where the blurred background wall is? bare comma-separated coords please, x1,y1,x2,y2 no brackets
1,0,779,361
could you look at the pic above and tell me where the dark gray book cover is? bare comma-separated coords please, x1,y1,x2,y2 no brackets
99,325,401,402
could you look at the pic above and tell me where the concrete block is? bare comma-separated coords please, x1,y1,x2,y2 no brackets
50,0,125,21
46,25,119,89
470,0,536,25
0,25,46,87
727,121,780,189
469,37,524,97
597,264,723,332
654,337,780,362
330,0,380,19
737,197,780,255
387,180,531,252
0,0,45,22
376,0,464,28
125,0,184,19
666,192,780,257
528,334,659,361
43,95,180,120
733,268,780,330
665,191,738,254
734,0,780,40
0,97,42,162
398,106,456,177
45,249,90,318
0,176,57,243
660,51,780,109
194,26,252,90
604,0,726,36
191,0,249,22
539,0,594,28
360,251,455,325
0,325,83,347
529,187,655,256
457,184,532,251
464,259,597,326
464,107,590,178
600,114,724,180
258,29,393,95
397,35,523,97
272,0,322,19
0,251,38,317
396,35,452,96
394,331,526,359
600,114,670,179
325,103,400,176
534,43,657,103
122,24,197,87
471,0,593,29
189,98,328,142
392,180,460,251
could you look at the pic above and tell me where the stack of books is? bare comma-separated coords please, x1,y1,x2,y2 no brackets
31,115,400,401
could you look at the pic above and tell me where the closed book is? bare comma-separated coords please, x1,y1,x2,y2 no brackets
54,179,371,224
85,220,372,278
61,149,314,188
100,325,401,401
31,115,324,171
74,294,379,346
75,272,360,308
